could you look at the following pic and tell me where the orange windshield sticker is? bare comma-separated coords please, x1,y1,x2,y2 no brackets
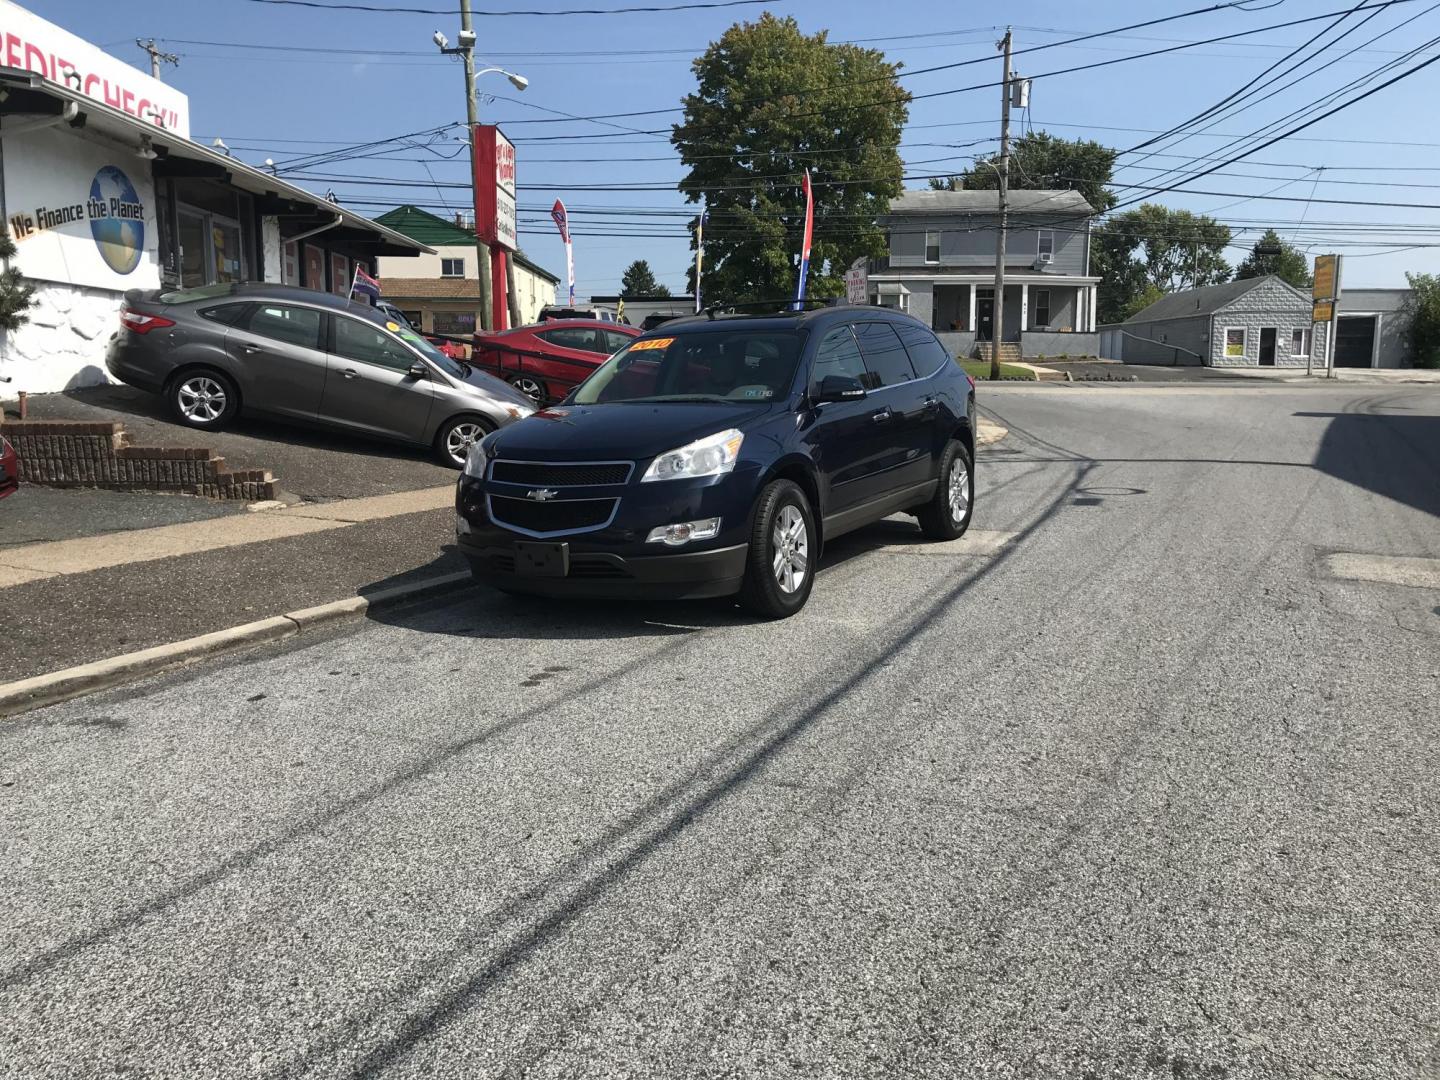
629,337,674,352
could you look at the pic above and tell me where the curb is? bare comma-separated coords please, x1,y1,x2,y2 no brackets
0,570,474,719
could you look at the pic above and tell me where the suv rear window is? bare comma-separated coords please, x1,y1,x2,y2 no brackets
894,322,955,378
853,321,916,386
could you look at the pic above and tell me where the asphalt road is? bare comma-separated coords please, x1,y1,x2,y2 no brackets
4,383,1439,1079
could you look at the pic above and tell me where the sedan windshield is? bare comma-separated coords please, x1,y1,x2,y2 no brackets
572,329,804,405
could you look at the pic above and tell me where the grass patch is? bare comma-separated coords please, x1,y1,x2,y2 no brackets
959,359,1035,381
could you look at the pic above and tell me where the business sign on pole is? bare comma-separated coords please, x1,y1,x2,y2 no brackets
4,125,158,292
844,257,868,305
473,124,517,251
0,0,190,135
1312,253,1342,323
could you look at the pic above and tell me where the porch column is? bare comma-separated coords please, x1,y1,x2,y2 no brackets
1020,283,1029,334
967,284,977,333
1088,286,1098,332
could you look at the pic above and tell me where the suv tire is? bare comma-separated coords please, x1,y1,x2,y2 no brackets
739,479,816,619
168,368,239,430
916,439,974,540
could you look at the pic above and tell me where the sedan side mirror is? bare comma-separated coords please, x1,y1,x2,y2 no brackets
811,373,867,404
407,362,428,379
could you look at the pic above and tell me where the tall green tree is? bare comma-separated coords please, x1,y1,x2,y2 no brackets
0,227,35,332
620,259,669,297
672,14,909,305
1234,228,1312,288
930,131,1119,213
1096,203,1232,321
1402,271,1440,368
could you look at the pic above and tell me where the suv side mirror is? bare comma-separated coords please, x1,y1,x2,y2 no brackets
407,362,428,379
811,373,867,404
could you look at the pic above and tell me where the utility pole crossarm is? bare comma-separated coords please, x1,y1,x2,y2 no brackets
136,39,179,82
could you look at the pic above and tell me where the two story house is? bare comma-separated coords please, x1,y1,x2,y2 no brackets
870,189,1100,358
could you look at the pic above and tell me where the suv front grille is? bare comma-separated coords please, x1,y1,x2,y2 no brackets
490,460,631,487
488,494,617,536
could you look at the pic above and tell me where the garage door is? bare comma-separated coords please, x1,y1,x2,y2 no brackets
1334,316,1376,368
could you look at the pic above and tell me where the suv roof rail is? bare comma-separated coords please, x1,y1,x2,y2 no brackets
701,297,839,320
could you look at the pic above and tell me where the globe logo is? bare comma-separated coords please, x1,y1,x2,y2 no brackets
89,166,146,275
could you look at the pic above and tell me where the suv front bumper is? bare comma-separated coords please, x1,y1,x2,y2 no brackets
455,473,753,599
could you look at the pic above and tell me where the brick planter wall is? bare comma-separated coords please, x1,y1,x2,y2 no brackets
0,421,277,501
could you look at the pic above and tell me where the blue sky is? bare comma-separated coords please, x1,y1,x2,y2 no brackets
39,0,1440,293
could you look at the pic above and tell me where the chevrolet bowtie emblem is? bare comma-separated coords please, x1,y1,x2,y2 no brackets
526,488,558,501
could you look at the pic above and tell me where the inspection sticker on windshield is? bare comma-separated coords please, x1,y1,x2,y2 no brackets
385,321,400,332
629,337,674,352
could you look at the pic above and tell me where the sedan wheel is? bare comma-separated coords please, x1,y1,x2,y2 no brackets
170,370,238,430
438,417,493,468
509,375,545,405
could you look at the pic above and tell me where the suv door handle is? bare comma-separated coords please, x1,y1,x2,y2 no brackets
342,368,359,379
870,407,893,423
922,395,939,409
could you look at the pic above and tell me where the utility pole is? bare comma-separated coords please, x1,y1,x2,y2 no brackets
136,39,179,81
458,1,493,331
989,28,1013,382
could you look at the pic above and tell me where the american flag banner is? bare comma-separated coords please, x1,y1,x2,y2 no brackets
551,199,575,305
794,170,814,309
349,264,381,304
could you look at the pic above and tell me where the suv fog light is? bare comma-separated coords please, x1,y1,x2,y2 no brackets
646,517,721,546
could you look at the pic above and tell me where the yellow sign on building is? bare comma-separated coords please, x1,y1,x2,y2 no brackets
1313,300,1334,323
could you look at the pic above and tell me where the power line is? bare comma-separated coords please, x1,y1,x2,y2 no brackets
240,0,769,15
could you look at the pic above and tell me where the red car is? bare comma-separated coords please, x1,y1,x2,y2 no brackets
0,434,18,500
473,319,640,405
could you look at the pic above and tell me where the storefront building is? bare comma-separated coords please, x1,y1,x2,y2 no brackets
0,2,429,395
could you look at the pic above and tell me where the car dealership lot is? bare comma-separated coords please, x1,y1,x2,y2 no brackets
4,382,1439,1078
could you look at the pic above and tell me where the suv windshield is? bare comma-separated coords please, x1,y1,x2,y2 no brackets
573,329,804,405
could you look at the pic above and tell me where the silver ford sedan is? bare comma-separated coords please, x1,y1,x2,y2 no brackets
105,283,535,467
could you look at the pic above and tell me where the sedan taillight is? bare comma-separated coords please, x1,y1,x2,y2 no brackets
120,308,176,334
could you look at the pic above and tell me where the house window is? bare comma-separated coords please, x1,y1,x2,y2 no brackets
877,285,909,312
441,257,465,277
1037,230,1055,262
1291,328,1311,356
924,231,940,264
1224,327,1247,358
1034,289,1051,327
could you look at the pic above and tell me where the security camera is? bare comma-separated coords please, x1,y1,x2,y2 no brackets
433,29,448,49
458,29,476,48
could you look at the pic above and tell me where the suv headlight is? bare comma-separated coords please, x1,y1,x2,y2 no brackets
641,429,744,482
463,437,491,478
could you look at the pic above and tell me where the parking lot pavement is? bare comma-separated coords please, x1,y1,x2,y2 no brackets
3,383,1438,1078
0,485,243,546
25,384,455,502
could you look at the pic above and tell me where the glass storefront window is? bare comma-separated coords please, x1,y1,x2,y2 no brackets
212,218,243,283
179,210,207,288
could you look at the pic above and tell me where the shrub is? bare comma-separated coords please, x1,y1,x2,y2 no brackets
1404,272,1440,368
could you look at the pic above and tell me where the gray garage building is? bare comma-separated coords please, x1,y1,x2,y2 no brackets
1099,276,1329,368
1331,288,1414,369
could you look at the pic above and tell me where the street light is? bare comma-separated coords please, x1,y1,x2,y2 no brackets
477,66,528,94
434,9,530,330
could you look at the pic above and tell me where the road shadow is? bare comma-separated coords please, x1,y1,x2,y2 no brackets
361,516,959,642
1301,398,1440,519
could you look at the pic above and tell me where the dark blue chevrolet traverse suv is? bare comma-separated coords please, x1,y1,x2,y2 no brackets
455,305,977,617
